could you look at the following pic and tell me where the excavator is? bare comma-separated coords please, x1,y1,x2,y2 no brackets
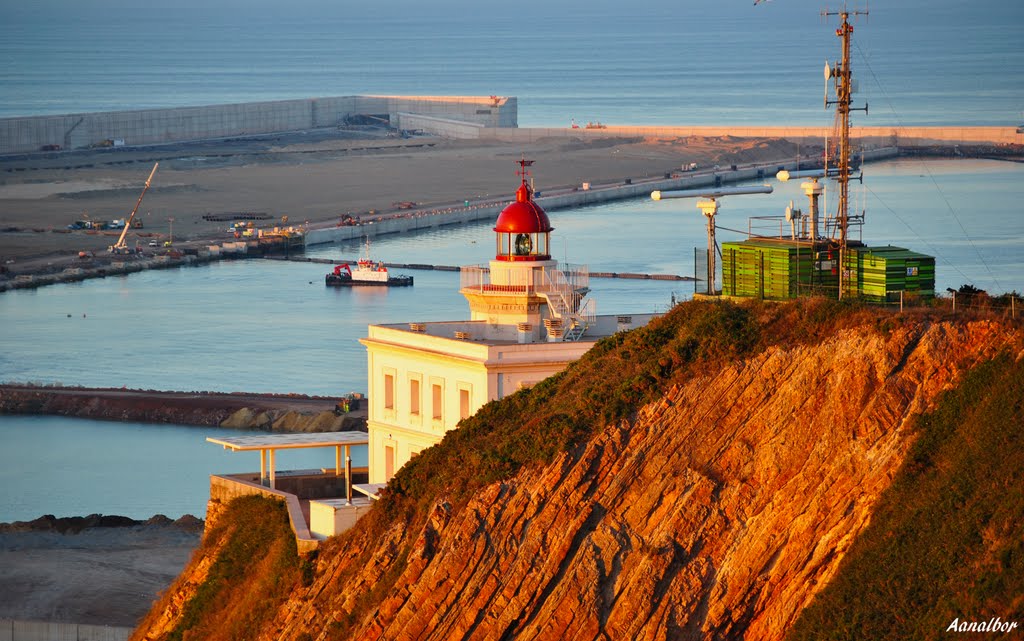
108,162,159,254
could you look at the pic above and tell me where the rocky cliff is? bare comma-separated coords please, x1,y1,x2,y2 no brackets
133,302,1024,641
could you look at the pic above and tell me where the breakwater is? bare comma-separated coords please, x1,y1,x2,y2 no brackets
0,236,296,292
401,113,1022,147
303,150,905,246
0,385,365,432
0,95,517,155
285,256,693,281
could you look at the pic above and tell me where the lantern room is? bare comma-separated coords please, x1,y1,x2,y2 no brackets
494,182,552,262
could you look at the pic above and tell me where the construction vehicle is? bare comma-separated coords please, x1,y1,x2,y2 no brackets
109,162,158,254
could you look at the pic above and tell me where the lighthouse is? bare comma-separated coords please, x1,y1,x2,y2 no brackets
359,161,656,486
461,158,592,341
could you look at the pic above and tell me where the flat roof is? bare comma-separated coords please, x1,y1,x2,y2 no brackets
207,431,369,451
354,483,386,500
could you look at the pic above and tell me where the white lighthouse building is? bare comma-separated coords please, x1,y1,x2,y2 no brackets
361,161,656,484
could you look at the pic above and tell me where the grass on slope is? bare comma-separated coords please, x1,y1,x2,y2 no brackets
166,495,299,641
786,353,1024,641
383,297,884,519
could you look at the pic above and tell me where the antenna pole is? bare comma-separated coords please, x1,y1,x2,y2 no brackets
516,156,534,191
824,6,867,299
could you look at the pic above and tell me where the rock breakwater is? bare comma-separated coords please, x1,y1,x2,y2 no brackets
0,385,366,432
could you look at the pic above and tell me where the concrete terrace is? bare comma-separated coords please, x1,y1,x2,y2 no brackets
207,432,371,551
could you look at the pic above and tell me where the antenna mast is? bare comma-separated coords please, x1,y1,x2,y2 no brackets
823,5,867,299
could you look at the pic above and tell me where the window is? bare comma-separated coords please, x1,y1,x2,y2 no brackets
384,373,394,410
459,387,471,420
410,378,421,416
432,383,443,420
384,445,395,480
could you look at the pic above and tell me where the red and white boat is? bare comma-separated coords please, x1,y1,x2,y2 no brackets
325,241,413,287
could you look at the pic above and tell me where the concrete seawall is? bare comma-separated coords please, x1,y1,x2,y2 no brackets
0,95,517,154
304,147,900,247
0,148,914,292
0,620,130,641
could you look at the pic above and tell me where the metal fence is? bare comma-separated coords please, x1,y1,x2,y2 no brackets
876,291,1022,318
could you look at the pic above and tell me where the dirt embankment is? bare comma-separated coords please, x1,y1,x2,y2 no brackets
0,384,366,432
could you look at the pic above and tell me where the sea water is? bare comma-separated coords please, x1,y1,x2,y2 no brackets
0,416,367,522
2,0,1023,519
1,0,1021,127
3,157,1018,397
1,157,1021,520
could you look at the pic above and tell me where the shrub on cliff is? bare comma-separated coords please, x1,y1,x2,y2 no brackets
164,495,298,641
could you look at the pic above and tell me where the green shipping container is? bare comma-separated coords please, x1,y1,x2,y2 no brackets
722,239,836,300
853,245,936,302
721,240,934,301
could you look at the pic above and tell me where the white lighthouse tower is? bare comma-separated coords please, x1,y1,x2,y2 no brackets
360,161,655,485
460,159,593,341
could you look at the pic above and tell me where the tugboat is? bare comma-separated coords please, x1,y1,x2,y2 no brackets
325,240,413,287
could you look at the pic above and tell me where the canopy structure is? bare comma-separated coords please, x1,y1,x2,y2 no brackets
207,431,369,503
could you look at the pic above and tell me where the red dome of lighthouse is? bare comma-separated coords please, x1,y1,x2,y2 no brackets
493,183,553,233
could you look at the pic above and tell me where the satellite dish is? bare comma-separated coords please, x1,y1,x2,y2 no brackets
824,61,832,80
786,201,804,222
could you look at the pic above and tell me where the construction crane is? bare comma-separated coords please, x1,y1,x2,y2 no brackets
109,162,159,254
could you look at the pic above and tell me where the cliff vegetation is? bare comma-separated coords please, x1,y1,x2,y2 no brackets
131,495,300,641
134,300,1023,640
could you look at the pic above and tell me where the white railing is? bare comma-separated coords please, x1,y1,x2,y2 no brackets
460,264,589,297
559,262,590,292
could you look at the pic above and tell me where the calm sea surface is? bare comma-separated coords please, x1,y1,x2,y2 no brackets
0,417,367,522
2,157,1021,520
2,0,1022,520
3,157,1019,395
1,0,1021,126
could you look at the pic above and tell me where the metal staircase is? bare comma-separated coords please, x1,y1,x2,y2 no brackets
541,270,595,341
